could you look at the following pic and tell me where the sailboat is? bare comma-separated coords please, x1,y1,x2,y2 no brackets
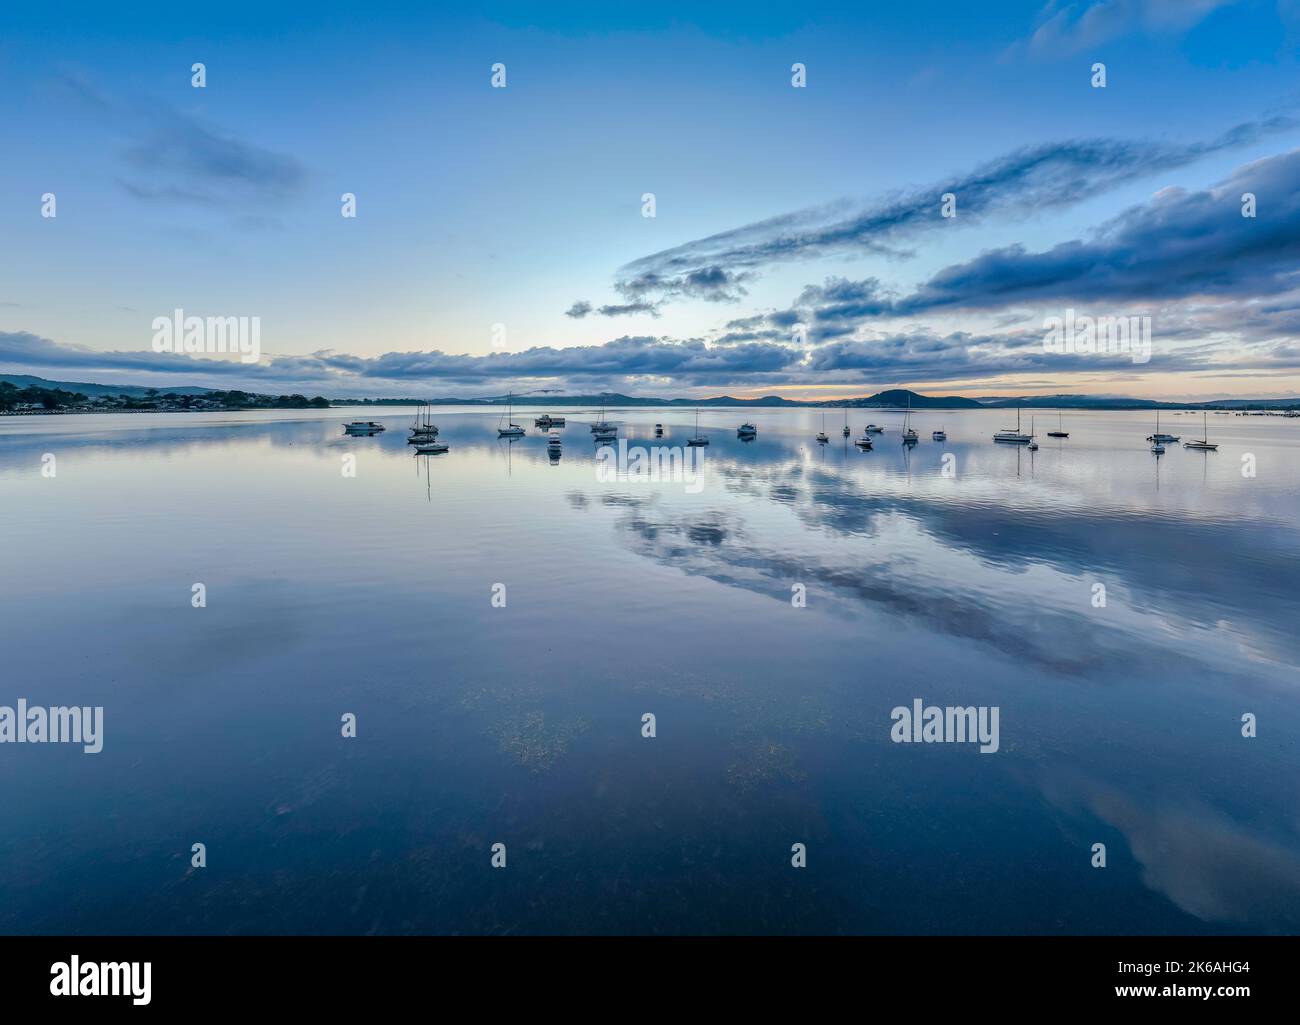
590,396,616,435
687,408,709,446
931,426,947,441
592,397,617,440
497,392,525,437
1028,417,1039,450
1147,408,1179,444
901,394,918,445
993,407,1033,444
1183,411,1218,450
414,405,449,451
1047,410,1069,438
408,402,438,442
816,410,828,443
842,406,851,436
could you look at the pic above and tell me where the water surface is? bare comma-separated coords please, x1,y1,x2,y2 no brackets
1,405,1297,934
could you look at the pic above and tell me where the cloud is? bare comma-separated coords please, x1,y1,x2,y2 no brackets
15,318,1297,396
890,148,1300,315
805,328,1169,383
0,330,258,377
615,117,1297,306
0,330,803,392
313,334,801,382
596,301,661,317
1020,0,1243,57
1044,776,1300,928
616,265,756,304
568,298,663,318
121,105,306,209
55,71,306,213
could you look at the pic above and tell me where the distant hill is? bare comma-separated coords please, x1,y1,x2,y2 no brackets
357,389,986,409
976,393,1300,410
0,374,214,399
7,375,1298,410
842,389,982,409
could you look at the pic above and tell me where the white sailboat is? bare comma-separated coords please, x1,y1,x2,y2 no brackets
993,407,1033,444
901,394,918,445
1147,408,1179,444
592,398,617,440
590,396,616,434
414,408,448,451
1183,411,1218,450
408,402,438,442
497,392,525,437
1028,417,1038,450
842,406,851,436
687,407,709,446
816,410,828,443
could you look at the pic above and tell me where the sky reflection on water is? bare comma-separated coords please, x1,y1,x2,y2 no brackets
1,406,1298,934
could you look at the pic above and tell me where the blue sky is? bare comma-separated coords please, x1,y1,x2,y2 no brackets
2,1,1299,399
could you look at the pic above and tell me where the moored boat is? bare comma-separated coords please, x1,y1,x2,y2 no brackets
993,408,1033,444
497,392,525,437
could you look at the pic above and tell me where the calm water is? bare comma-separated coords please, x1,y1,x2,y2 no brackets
2,405,1298,935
